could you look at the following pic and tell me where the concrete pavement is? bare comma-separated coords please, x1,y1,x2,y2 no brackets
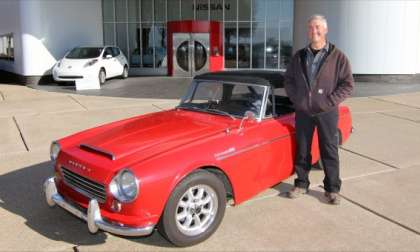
1,81,420,251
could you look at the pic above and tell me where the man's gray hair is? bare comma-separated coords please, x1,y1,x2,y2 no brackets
308,14,328,29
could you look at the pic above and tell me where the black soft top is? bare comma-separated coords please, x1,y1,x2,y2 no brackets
194,70,285,89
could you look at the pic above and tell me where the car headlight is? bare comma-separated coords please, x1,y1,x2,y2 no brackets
109,169,139,203
50,141,61,161
84,59,98,67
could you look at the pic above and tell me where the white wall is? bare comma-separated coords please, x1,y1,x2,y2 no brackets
0,0,22,74
294,0,420,75
19,0,103,76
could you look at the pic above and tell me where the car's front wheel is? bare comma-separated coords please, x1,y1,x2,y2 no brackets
158,170,226,247
99,68,106,85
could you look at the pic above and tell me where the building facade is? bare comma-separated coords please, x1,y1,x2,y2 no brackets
0,0,419,83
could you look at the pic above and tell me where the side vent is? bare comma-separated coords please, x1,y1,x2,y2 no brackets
80,143,116,160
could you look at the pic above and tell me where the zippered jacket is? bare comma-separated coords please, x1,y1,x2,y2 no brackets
284,43,354,115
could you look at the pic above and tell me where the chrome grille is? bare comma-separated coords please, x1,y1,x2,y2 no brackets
61,166,106,203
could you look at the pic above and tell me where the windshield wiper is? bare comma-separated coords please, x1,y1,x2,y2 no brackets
206,108,236,120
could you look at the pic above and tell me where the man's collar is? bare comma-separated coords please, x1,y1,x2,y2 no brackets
307,41,329,53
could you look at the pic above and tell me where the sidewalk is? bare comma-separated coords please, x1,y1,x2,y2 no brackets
1,82,420,251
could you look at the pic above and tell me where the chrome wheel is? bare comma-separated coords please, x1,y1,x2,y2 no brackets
175,184,218,236
99,69,106,84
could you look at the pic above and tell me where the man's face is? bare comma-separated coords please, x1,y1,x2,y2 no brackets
307,19,328,44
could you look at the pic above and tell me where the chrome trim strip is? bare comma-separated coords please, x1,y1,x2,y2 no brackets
62,167,105,192
44,177,155,237
80,143,116,160
61,167,106,203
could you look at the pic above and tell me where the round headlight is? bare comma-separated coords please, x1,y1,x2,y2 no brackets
110,169,139,203
50,141,61,161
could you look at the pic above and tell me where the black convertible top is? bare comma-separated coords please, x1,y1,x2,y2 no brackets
194,70,285,89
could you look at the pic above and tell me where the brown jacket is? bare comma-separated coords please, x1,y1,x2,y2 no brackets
284,43,354,115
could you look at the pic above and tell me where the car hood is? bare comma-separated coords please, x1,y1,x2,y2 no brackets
77,110,230,162
59,58,97,69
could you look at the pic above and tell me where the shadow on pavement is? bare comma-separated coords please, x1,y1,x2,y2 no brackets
275,182,332,204
0,161,173,248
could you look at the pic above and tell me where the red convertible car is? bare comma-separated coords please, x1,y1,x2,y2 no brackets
44,71,352,246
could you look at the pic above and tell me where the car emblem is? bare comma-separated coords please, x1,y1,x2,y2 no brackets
68,66,72,69
68,160,89,171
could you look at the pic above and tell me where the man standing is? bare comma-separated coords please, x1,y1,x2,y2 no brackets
284,15,354,205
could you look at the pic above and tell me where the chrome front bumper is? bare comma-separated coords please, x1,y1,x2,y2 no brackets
43,177,155,237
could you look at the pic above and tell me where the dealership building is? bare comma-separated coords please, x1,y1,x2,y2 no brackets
0,0,420,84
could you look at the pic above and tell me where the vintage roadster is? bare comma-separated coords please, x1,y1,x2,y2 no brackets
44,71,352,246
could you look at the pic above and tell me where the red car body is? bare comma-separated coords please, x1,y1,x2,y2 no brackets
45,71,352,245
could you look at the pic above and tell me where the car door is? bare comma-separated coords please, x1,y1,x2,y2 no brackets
111,47,124,77
102,47,115,77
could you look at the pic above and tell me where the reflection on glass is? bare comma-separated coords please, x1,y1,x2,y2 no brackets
252,22,265,68
129,23,140,67
253,0,265,21
141,23,153,67
177,41,189,72
128,0,140,22
116,23,128,57
281,0,294,22
141,0,153,21
238,22,250,68
224,22,237,68
155,0,166,21
224,0,237,21
115,0,127,22
181,0,194,20
210,0,223,21
238,0,251,21
103,23,115,45
168,0,180,21
196,0,209,20
266,0,280,22
154,25,167,68
266,22,279,69
280,23,293,69
194,41,207,70
102,0,114,22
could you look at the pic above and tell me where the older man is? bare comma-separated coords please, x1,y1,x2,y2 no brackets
284,15,354,205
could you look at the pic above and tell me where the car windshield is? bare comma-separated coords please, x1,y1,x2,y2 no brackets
179,80,266,119
65,47,103,59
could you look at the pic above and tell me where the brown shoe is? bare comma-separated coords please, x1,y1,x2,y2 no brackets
325,192,341,205
287,187,308,199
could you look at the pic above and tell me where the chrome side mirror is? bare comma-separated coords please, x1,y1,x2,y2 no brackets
105,54,112,59
238,111,256,133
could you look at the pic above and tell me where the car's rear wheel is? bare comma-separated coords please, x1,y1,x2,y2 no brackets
121,65,128,79
99,68,106,85
158,170,226,247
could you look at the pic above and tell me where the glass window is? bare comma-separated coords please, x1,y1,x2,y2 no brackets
155,0,166,22
66,47,103,59
280,22,293,69
104,47,114,57
128,0,140,22
141,0,153,22
129,23,141,67
238,0,251,21
181,0,194,20
141,23,154,67
116,23,128,57
252,0,265,22
238,22,250,68
224,22,237,68
196,0,209,20
115,0,127,22
252,22,265,68
266,0,280,22
224,0,237,21
167,0,180,21
112,47,121,56
103,23,115,45
154,24,167,68
266,21,279,68
210,0,223,21
102,0,114,22
280,0,294,22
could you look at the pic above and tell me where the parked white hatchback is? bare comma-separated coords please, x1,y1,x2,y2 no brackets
53,46,128,85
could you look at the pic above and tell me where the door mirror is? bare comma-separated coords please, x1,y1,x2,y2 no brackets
105,54,112,59
238,111,257,134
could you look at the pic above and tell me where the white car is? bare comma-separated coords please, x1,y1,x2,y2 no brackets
53,46,128,85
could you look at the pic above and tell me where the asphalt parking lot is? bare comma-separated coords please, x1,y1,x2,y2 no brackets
1,78,420,251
